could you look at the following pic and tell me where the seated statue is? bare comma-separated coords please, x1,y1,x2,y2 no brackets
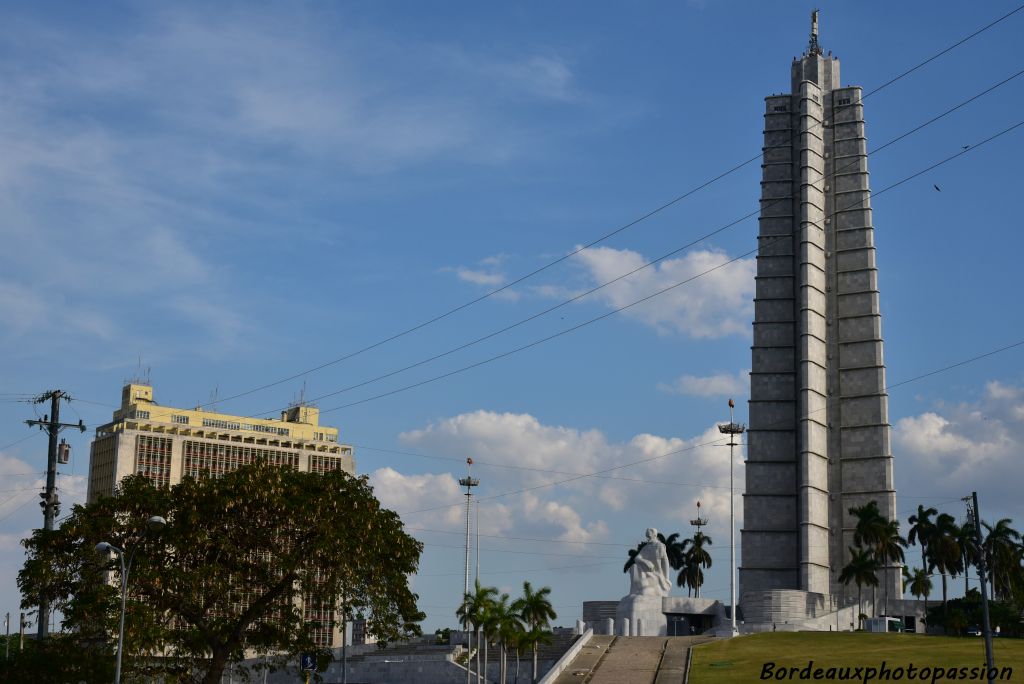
628,527,672,597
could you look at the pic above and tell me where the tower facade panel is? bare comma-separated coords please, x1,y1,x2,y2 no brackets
741,24,899,619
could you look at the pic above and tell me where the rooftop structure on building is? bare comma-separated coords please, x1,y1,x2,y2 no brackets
87,382,354,502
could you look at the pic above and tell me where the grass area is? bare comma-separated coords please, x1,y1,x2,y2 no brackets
689,632,1024,683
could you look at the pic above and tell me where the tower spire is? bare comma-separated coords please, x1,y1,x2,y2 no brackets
809,9,822,55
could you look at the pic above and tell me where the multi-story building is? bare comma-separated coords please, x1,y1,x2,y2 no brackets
741,13,901,626
88,382,354,501
87,381,356,645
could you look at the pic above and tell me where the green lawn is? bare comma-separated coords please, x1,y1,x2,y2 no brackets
689,632,1024,683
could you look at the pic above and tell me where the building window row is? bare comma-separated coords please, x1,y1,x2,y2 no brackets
171,414,190,425
135,434,173,487
183,440,300,479
201,417,290,436
309,454,344,474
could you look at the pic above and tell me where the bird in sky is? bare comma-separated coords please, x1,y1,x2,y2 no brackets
933,184,941,192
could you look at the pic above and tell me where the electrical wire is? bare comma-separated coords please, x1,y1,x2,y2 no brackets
249,67,1024,420
311,117,1024,419
197,5,1024,412
397,332,1024,516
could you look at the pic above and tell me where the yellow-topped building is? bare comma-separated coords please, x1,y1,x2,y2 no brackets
87,382,355,503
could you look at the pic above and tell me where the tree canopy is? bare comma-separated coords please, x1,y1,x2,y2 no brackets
17,464,424,684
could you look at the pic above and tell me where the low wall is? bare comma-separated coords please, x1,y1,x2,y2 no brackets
537,629,593,684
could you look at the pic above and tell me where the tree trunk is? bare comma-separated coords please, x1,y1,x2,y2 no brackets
883,564,889,617
476,627,482,684
484,639,489,684
942,573,948,617
532,644,538,684
857,586,862,629
514,649,520,684
201,645,231,684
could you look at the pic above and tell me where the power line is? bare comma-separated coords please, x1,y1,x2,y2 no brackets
197,5,1024,412
312,117,1024,418
397,334,1024,516
0,434,41,452
358,444,735,491
250,66,1024,421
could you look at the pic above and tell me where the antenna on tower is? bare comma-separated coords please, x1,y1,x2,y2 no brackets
809,9,823,55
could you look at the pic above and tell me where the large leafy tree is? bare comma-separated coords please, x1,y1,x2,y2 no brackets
18,465,424,684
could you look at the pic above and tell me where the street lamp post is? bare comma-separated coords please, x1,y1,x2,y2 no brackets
95,515,166,684
718,399,745,638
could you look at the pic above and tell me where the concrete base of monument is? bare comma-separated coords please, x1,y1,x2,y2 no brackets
615,593,667,636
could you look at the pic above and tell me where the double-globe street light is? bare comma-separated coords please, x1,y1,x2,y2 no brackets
95,515,167,684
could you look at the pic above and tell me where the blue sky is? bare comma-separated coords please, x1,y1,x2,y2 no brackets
2,1,1024,634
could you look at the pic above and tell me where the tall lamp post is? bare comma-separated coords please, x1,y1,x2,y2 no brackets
718,399,745,637
95,515,166,684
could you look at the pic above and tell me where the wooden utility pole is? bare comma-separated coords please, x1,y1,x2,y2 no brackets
24,390,85,640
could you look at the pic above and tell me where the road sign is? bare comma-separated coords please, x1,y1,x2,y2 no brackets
300,653,316,671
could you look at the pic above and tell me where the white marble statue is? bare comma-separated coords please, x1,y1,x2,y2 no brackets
628,527,672,597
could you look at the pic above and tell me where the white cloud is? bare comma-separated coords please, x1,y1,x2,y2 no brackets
660,369,749,398
396,410,742,547
560,246,755,338
893,380,1024,515
444,254,519,298
454,268,505,287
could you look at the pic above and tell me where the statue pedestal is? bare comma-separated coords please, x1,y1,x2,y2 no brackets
615,593,666,636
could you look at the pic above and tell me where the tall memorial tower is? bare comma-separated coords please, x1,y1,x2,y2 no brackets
740,12,899,622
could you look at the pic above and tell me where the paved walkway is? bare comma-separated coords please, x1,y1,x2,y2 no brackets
550,636,712,684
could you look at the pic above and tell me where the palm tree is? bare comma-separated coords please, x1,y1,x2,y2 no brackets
457,581,497,684
876,519,906,617
623,540,648,573
981,518,1022,600
850,501,887,615
904,566,932,620
956,519,978,595
928,513,963,616
839,547,880,628
684,531,712,598
511,581,557,683
659,532,689,572
908,505,937,608
492,594,523,684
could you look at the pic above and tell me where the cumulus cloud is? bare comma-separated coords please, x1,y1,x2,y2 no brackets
395,410,742,546
659,369,749,398
893,379,1024,516
553,246,755,338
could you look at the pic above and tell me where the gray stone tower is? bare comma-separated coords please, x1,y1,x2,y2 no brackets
740,12,899,621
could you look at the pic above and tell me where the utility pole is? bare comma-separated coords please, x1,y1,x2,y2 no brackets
24,390,85,640
18,613,25,652
4,612,9,660
965,492,996,683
